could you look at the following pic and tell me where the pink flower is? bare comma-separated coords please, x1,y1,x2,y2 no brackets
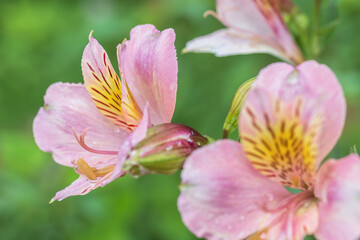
184,0,304,65
178,61,360,240
33,24,178,202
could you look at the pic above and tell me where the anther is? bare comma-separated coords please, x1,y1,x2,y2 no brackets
77,158,97,180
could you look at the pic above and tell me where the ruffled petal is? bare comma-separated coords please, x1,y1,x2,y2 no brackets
239,61,346,189
314,154,360,240
118,24,177,125
178,140,291,240
33,82,128,167
184,29,288,61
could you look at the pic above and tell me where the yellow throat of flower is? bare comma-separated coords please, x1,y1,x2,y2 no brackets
242,98,322,189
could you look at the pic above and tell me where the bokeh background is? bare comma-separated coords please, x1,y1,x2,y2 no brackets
0,0,359,239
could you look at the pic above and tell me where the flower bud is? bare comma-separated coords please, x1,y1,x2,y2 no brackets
123,123,208,177
223,78,255,138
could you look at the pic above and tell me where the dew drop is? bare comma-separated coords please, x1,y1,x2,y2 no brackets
240,216,245,221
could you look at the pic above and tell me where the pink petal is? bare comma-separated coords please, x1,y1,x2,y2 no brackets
81,33,133,130
263,191,319,240
239,61,346,188
51,175,97,202
314,154,360,240
185,0,303,64
184,29,289,61
297,61,346,162
251,0,303,64
216,0,275,39
33,82,128,167
251,61,346,163
118,24,177,125
178,140,291,240
127,104,151,146
101,105,151,185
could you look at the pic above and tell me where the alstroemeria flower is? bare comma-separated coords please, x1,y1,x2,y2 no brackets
184,0,304,65
33,24,178,202
178,61,360,240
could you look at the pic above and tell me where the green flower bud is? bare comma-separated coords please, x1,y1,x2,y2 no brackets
123,123,208,177
223,77,255,138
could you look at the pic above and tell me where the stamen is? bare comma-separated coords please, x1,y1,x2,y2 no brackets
76,158,116,180
77,158,97,180
94,166,115,177
73,129,118,155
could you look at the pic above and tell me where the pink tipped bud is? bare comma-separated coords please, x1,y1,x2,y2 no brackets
123,123,208,177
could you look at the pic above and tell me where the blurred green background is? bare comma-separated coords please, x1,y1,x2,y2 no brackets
0,0,359,239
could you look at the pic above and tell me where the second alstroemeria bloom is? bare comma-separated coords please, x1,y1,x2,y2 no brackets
184,0,304,65
178,61,360,240
33,24,179,202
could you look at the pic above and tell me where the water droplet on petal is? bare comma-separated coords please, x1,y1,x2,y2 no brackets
240,216,245,220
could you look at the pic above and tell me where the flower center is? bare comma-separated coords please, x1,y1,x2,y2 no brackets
242,98,322,189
